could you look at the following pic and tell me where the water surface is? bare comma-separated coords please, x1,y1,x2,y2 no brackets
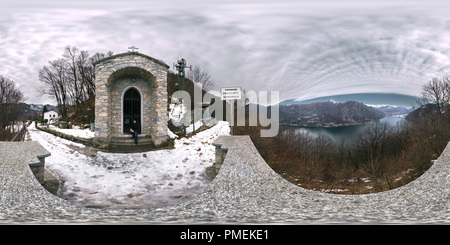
295,117,405,144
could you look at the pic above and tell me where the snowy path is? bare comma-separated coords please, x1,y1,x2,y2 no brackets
27,122,230,208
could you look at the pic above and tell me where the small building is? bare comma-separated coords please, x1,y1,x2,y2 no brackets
43,110,58,121
92,51,170,150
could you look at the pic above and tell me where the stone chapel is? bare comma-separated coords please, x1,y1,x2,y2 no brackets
92,51,169,150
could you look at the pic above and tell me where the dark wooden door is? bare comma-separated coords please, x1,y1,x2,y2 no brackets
123,88,141,134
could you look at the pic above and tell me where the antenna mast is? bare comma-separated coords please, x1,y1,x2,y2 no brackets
173,58,191,91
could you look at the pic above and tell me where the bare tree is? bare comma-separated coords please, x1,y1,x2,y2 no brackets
77,50,95,99
0,75,24,130
421,76,450,114
63,46,82,108
353,122,391,168
90,51,114,64
38,58,70,119
187,65,215,91
38,46,113,120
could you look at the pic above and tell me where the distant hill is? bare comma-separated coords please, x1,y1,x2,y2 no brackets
18,103,58,120
280,100,385,127
372,105,414,117
282,93,422,108
405,103,441,122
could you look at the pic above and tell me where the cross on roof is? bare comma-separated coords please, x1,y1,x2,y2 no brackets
128,46,139,52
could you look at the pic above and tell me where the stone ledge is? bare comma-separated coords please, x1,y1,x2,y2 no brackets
1,136,450,224
0,141,50,166
206,136,245,179
0,141,51,185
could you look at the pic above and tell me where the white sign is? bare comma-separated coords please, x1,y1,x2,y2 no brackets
220,87,242,100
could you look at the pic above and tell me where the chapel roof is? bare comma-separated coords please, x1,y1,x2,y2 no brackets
92,52,170,69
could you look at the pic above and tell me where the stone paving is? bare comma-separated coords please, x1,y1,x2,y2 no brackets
1,136,450,224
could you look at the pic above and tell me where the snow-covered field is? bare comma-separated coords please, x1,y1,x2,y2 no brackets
27,121,230,208
46,124,96,139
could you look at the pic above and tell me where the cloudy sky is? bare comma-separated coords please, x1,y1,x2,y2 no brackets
2,0,450,105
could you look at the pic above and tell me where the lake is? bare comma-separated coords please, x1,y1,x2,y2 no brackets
294,117,405,145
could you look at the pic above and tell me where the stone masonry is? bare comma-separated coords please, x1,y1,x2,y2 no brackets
92,52,169,148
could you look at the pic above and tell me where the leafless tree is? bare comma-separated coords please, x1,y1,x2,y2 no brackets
77,50,95,99
38,58,70,119
0,75,24,130
89,51,114,64
421,76,450,114
38,46,113,119
187,65,215,91
63,46,82,108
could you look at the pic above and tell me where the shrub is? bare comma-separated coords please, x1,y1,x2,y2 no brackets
234,107,450,194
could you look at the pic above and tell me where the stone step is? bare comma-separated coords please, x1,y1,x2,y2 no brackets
110,134,153,144
111,134,150,139
110,141,153,146
108,144,157,153
111,137,153,143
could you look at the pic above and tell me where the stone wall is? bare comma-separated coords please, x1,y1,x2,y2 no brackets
206,141,228,179
36,124,93,146
93,52,169,147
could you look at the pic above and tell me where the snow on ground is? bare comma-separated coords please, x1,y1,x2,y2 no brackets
46,124,96,139
27,121,230,208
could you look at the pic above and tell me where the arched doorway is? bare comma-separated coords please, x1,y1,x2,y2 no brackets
123,87,141,134
93,52,170,148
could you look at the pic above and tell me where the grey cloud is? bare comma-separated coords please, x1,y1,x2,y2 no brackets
2,0,450,104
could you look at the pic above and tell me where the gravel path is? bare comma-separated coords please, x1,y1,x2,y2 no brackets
1,135,450,224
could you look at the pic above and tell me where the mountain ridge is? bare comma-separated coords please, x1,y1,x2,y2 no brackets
282,93,421,108
279,100,385,127
18,103,58,120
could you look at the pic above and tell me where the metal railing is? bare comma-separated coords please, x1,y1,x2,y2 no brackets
11,122,29,142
